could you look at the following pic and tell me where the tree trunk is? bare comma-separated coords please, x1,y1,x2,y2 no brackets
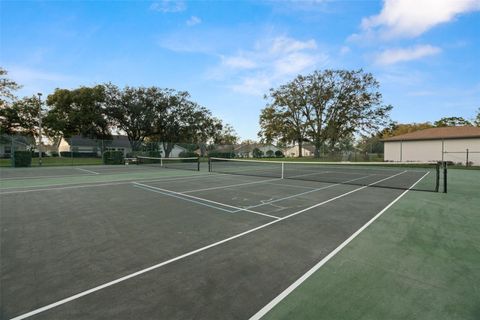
163,142,174,158
297,139,303,157
314,140,321,158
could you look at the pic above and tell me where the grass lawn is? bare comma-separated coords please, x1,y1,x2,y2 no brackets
263,168,480,320
0,157,103,167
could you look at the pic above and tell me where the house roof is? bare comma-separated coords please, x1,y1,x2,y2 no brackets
235,144,279,153
285,144,316,152
66,135,132,148
381,126,480,142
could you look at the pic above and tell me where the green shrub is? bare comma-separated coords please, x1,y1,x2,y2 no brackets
275,150,284,157
14,151,32,167
103,151,124,165
266,150,274,157
252,148,264,158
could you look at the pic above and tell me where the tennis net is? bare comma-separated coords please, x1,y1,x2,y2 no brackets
208,158,445,192
137,156,200,171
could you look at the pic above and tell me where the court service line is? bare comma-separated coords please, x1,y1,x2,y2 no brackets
0,173,214,194
265,182,319,190
9,171,406,320
231,174,374,213
133,184,235,214
133,182,280,220
75,168,100,175
249,171,429,320
180,178,281,193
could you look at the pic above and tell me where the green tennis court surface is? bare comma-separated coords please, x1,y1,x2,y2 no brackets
0,163,477,319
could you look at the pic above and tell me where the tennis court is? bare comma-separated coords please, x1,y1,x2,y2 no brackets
1,159,447,319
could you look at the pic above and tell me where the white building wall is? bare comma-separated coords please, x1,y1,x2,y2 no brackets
284,146,314,157
384,138,480,165
443,138,480,165
384,141,402,161
402,140,443,162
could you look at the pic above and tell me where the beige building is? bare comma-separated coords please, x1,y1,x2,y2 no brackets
382,126,480,165
284,144,316,157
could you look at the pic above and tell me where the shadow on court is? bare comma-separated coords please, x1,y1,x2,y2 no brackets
1,170,413,319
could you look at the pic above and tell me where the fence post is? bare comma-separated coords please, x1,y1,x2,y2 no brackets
11,136,15,167
466,148,469,167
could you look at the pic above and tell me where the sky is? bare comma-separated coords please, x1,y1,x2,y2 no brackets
1,0,479,140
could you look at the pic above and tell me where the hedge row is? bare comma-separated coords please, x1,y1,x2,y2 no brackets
13,151,32,167
60,151,100,158
103,151,124,165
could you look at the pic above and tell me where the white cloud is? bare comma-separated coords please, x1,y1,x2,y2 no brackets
150,0,186,13
222,56,257,69
6,65,79,97
268,37,317,54
231,75,272,96
9,66,73,83
215,36,327,95
339,46,350,55
273,52,318,76
186,16,201,26
356,0,480,40
375,45,441,65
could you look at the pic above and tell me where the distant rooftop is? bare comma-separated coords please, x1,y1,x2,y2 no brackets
381,126,480,142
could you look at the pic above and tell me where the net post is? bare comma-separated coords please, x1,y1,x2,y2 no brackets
466,148,469,167
208,157,211,172
443,161,448,193
281,162,284,179
197,157,200,171
435,162,440,192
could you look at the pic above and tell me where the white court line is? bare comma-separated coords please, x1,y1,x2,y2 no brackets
180,178,281,193
133,184,235,214
133,182,280,220
0,174,214,195
0,170,264,193
0,172,96,181
230,174,373,213
249,171,429,320
265,182,318,190
9,170,406,320
75,168,100,175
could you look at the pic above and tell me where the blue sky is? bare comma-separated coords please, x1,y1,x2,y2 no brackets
1,0,479,140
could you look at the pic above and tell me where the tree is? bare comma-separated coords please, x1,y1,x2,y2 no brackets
44,86,110,140
259,79,309,156
381,122,433,138
1,67,24,135
475,108,480,127
0,96,40,136
105,84,164,151
0,67,21,106
260,69,392,158
153,90,221,157
434,116,472,127
213,123,239,145
357,134,384,154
